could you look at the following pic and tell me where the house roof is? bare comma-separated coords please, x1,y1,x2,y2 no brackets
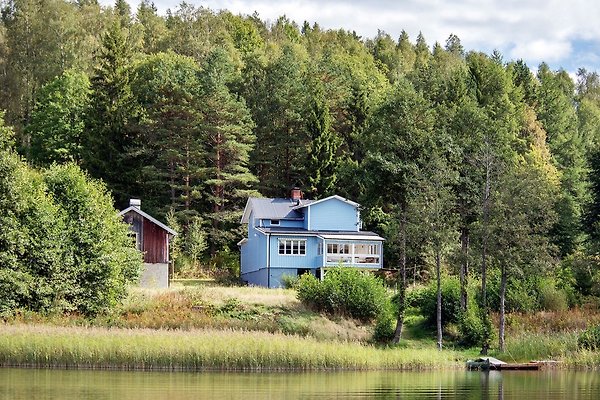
240,195,361,224
291,195,359,210
119,206,178,236
256,227,384,241
240,197,315,223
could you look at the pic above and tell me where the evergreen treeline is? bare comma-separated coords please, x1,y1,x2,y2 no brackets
3,0,600,348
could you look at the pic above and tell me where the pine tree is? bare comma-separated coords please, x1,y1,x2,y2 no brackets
129,52,205,217
198,48,258,253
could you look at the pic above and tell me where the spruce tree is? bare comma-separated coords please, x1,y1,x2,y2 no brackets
306,80,339,198
84,22,138,206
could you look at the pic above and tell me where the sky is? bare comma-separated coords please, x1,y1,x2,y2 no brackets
108,0,600,76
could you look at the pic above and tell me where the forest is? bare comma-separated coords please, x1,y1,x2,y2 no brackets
2,0,600,349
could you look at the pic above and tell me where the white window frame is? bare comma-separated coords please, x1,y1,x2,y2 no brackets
278,239,307,256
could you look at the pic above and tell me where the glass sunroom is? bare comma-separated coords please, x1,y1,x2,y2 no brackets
317,233,383,268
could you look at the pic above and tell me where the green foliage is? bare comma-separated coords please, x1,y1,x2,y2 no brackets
2,0,600,337
458,305,491,347
372,303,396,343
208,248,241,281
0,113,15,151
27,69,90,165
537,278,569,312
0,131,140,316
296,268,389,322
184,217,208,265
280,274,300,289
578,325,600,350
43,163,142,315
414,276,463,327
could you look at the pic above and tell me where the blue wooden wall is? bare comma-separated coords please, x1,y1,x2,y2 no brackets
307,198,359,231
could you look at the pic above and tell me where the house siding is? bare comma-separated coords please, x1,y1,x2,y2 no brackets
241,228,267,274
241,268,269,287
261,219,304,229
143,218,168,263
306,199,359,231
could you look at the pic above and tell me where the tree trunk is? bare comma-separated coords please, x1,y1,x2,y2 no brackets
499,263,507,352
480,146,491,355
392,208,407,344
460,226,469,311
436,248,442,351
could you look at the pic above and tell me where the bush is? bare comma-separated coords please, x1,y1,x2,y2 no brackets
458,301,494,348
372,304,396,343
0,149,141,317
578,324,600,350
280,274,300,289
416,276,462,327
484,270,538,313
296,268,389,322
538,279,568,312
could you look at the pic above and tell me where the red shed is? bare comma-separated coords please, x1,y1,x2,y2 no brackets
120,199,177,288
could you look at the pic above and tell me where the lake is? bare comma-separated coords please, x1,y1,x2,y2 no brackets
1,368,599,399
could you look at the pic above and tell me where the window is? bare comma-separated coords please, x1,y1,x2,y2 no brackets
279,239,306,255
270,219,280,226
327,243,350,254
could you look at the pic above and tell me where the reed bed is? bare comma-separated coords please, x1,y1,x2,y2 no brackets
0,324,460,371
496,331,580,362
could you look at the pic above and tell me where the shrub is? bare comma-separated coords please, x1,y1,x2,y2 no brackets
537,279,568,312
372,304,396,343
280,274,300,289
0,150,141,317
458,301,494,348
296,268,389,322
416,276,462,327
578,324,600,350
44,164,142,315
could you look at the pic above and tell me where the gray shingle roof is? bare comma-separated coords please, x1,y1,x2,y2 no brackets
241,198,315,223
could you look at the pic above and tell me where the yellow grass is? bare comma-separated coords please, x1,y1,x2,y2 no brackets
0,324,461,371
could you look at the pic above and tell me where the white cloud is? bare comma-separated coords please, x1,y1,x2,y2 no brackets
104,0,600,71
510,40,572,64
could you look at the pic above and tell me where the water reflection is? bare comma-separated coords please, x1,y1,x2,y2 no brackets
0,368,599,399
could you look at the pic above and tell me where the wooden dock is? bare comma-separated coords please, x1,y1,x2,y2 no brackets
493,362,540,371
466,357,541,371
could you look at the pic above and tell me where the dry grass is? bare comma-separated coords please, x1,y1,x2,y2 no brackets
505,308,600,334
8,285,370,343
198,285,300,308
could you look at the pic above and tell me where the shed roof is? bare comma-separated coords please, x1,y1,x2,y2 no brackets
240,198,315,223
119,206,177,236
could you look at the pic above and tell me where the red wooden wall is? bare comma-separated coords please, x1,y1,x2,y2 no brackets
143,218,168,263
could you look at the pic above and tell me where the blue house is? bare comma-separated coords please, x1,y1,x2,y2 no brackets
239,189,384,288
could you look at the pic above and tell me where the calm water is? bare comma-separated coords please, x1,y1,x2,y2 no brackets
1,368,599,399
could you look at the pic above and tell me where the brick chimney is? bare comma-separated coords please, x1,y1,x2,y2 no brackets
290,187,302,201
130,199,141,209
